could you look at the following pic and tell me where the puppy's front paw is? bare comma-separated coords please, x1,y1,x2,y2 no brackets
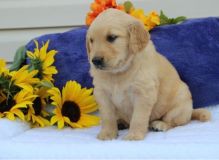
123,132,145,141
97,130,118,140
149,120,170,132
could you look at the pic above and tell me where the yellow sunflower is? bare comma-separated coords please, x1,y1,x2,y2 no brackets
0,59,9,75
26,40,58,82
130,9,147,25
10,65,39,92
130,9,160,31
3,90,37,121
26,87,50,127
48,81,99,129
144,11,160,30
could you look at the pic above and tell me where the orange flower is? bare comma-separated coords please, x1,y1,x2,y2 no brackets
115,5,124,11
86,0,123,26
86,12,96,26
90,2,105,15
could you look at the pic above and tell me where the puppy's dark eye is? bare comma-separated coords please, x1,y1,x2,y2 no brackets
90,38,93,43
106,34,118,43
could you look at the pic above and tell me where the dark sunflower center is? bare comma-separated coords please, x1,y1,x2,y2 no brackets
33,97,42,115
61,101,81,122
0,99,15,112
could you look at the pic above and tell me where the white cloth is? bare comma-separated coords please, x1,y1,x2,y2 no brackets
0,106,219,159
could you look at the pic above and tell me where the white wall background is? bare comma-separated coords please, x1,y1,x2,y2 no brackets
0,0,219,63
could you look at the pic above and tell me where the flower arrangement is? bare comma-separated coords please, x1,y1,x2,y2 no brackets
0,41,100,129
86,0,186,31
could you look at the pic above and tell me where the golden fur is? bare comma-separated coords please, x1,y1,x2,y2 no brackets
86,9,211,140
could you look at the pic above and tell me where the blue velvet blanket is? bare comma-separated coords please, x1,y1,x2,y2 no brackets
26,17,219,108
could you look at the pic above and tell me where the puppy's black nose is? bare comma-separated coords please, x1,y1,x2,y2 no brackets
92,57,104,67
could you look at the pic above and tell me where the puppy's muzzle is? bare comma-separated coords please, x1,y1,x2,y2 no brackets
92,57,105,69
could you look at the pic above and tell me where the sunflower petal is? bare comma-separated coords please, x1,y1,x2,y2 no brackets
0,113,4,118
63,116,71,124
48,87,62,108
43,118,50,126
39,40,49,61
77,88,93,103
6,112,15,121
57,119,65,129
78,96,96,106
43,66,57,74
33,40,40,58
43,50,57,68
13,109,25,120
35,116,45,127
42,110,49,117
43,75,54,82
34,40,39,50
69,122,83,128
62,81,82,102
51,116,58,125
26,110,31,121
81,103,98,113
32,116,36,123
16,83,33,92
27,51,35,59
77,114,100,127
11,101,32,110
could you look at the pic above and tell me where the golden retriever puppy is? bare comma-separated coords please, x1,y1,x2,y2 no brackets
86,9,211,140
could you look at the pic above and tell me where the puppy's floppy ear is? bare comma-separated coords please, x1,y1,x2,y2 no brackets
128,20,150,54
86,34,91,60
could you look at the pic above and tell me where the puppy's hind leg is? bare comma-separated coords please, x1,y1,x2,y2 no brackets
162,99,193,130
150,99,193,132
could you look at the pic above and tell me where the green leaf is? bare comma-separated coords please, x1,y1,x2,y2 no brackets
37,80,54,89
124,1,133,13
0,76,9,89
160,10,169,21
159,10,187,26
9,45,26,71
169,18,175,24
173,16,187,24
28,59,42,71
159,10,170,25
28,58,43,79
28,64,36,72
0,75,20,101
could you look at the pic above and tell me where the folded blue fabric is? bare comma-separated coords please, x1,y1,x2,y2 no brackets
26,17,219,108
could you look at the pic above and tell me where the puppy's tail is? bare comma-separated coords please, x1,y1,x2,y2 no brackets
191,108,211,122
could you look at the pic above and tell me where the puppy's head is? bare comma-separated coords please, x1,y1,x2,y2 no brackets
86,9,150,73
